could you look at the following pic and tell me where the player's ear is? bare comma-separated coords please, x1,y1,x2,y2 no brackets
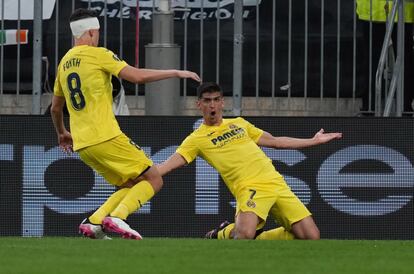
218,96,224,108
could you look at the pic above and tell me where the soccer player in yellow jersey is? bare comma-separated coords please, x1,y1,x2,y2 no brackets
51,8,200,240
157,82,342,240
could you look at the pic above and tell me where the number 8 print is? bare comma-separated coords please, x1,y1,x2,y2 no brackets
67,72,86,110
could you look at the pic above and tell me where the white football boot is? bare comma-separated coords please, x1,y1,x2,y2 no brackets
79,218,112,240
102,216,143,240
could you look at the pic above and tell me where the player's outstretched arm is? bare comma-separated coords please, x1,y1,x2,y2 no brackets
257,128,342,149
118,65,201,84
157,153,188,177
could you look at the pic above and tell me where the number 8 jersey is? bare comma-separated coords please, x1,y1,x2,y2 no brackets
54,45,128,151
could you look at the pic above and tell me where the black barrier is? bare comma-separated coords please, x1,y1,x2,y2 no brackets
0,116,413,239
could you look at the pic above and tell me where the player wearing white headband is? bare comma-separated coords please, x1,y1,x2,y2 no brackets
70,16,100,39
51,8,200,240
69,9,101,45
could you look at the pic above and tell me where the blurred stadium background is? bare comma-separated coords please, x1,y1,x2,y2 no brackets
0,0,413,240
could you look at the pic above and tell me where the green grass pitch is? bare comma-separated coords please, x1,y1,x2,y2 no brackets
0,238,413,274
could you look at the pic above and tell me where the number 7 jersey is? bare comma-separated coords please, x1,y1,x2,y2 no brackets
176,117,284,196
54,45,128,151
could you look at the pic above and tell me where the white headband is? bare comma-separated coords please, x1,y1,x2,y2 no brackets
70,17,100,39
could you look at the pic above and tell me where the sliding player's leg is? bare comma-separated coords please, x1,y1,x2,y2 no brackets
79,133,160,240
255,227,294,240
104,165,163,239
291,216,320,240
268,183,318,240
205,221,234,239
89,187,130,224
206,186,274,240
79,187,130,239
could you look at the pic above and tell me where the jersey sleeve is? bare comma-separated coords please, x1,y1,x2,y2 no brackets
53,64,64,97
97,48,128,77
176,134,199,164
242,118,264,143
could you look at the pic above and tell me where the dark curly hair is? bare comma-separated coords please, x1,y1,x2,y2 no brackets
69,8,99,22
197,82,223,98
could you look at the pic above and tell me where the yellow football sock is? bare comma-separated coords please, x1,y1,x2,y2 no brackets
217,223,235,239
110,180,155,220
256,227,295,240
88,188,130,225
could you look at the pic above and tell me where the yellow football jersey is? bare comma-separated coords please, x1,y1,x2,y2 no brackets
177,117,284,195
54,45,128,151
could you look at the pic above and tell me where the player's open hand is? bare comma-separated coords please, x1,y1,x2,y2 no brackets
177,70,201,82
313,128,342,144
58,130,74,154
